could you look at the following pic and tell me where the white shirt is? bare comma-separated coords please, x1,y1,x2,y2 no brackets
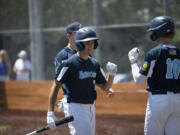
14,58,31,81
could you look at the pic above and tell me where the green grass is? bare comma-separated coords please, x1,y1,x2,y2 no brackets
0,125,10,130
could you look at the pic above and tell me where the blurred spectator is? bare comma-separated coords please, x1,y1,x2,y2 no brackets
0,49,11,81
13,50,31,81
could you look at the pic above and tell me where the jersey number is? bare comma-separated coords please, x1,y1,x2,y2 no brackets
166,58,180,79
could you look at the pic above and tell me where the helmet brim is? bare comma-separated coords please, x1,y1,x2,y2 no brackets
147,22,168,32
147,28,152,32
76,37,99,42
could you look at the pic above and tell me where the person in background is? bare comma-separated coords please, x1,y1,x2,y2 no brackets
54,22,83,112
13,50,31,81
55,22,83,73
0,49,11,81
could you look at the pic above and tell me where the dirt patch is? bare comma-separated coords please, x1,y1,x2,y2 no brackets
0,109,144,135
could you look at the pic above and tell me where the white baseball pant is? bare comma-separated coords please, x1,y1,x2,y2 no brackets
144,92,180,135
61,96,95,135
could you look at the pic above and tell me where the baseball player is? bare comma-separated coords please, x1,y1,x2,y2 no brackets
54,22,83,112
47,27,117,135
55,22,83,74
128,16,180,135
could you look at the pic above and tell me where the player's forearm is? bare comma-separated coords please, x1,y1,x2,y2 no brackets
131,63,146,84
48,81,61,112
101,75,114,91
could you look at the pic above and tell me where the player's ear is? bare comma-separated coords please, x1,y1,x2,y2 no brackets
66,33,71,39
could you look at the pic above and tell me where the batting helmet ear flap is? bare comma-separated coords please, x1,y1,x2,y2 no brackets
150,31,158,41
94,40,98,49
79,42,85,51
75,41,85,51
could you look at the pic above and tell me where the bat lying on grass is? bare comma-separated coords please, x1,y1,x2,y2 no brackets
26,115,74,135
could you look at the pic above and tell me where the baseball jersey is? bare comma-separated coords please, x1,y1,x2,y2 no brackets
140,44,180,92
55,46,77,73
55,47,77,95
55,54,107,104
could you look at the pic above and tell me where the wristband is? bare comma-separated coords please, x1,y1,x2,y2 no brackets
130,60,137,65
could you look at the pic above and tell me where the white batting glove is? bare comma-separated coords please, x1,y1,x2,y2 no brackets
128,47,140,64
106,62,117,76
47,111,58,129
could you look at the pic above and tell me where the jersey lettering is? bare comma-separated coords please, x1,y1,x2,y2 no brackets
79,71,96,79
166,58,180,79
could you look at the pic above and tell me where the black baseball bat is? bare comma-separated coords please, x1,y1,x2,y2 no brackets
26,115,74,135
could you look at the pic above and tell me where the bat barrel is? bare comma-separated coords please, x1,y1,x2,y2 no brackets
56,115,74,126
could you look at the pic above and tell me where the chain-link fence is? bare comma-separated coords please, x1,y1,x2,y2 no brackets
1,0,180,80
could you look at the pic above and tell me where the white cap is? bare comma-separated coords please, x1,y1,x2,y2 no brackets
18,50,27,58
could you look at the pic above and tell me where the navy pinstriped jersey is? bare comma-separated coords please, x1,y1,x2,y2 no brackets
54,47,76,95
140,44,180,92
55,54,107,104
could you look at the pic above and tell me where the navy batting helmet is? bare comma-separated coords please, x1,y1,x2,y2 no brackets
75,27,99,51
147,16,175,41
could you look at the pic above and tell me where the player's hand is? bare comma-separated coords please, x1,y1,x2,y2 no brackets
128,47,140,64
47,111,58,129
106,62,117,76
106,88,114,98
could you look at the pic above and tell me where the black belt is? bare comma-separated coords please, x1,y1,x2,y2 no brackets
151,90,180,95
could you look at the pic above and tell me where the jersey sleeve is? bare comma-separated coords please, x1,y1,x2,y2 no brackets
54,62,70,83
139,52,151,76
95,64,107,84
54,54,64,74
